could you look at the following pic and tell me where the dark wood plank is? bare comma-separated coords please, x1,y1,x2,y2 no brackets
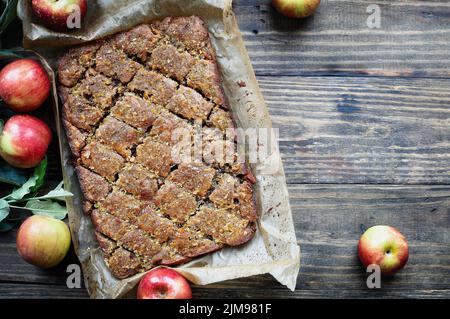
0,229,84,286
1,0,449,300
193,289,450,299
38,74,450,186
233,0,450,77
288,184,450,298
5,1,450,78
2,280,448,299
36,74,450,186
259,75,450,184
1,184,448,298
0,284,88,299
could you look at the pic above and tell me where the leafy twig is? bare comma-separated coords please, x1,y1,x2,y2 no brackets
0,159,73,227
1,158,47,201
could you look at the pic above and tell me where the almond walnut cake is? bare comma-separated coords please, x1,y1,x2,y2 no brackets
58,16,257,279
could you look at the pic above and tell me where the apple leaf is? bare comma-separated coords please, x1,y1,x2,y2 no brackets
25,199,68,220
0,199,9,223
29,157,47,195
6,175,38,201
3,158,47,200
0,0,19,34
0,49,22,60
34,181,73,201
0,160,28,186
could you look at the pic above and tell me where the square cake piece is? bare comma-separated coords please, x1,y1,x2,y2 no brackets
58,16,257,279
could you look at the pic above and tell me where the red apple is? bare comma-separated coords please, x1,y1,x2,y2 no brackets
0,59,50,112
17,215,71,269
358,225,409,276
272,0,321,18
32,0,87,31
137,268,192,299
0,115,52,168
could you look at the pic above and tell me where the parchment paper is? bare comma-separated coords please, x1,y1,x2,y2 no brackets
18,0,300,299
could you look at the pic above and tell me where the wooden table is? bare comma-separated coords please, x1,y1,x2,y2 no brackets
1,0,449,299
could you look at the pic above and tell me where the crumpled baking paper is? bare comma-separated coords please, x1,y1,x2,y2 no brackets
17,0,300,298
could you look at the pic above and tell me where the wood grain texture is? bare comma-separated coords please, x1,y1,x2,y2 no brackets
1,281,448,299
290,184,450,294
33,75,450,185
0,284,89,299
1,185,448,298
0,230,83,286
0,0,449,299
234,0,450,77
260,76,450,184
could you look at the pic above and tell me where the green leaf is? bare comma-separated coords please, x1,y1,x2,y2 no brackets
0,0,19,34
30,157,47,195
25,199,68,220
0,49,22,60
34,181,73,201
0,199,9,222
0,160,28,186
3,158,47,200
6,175,38,201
